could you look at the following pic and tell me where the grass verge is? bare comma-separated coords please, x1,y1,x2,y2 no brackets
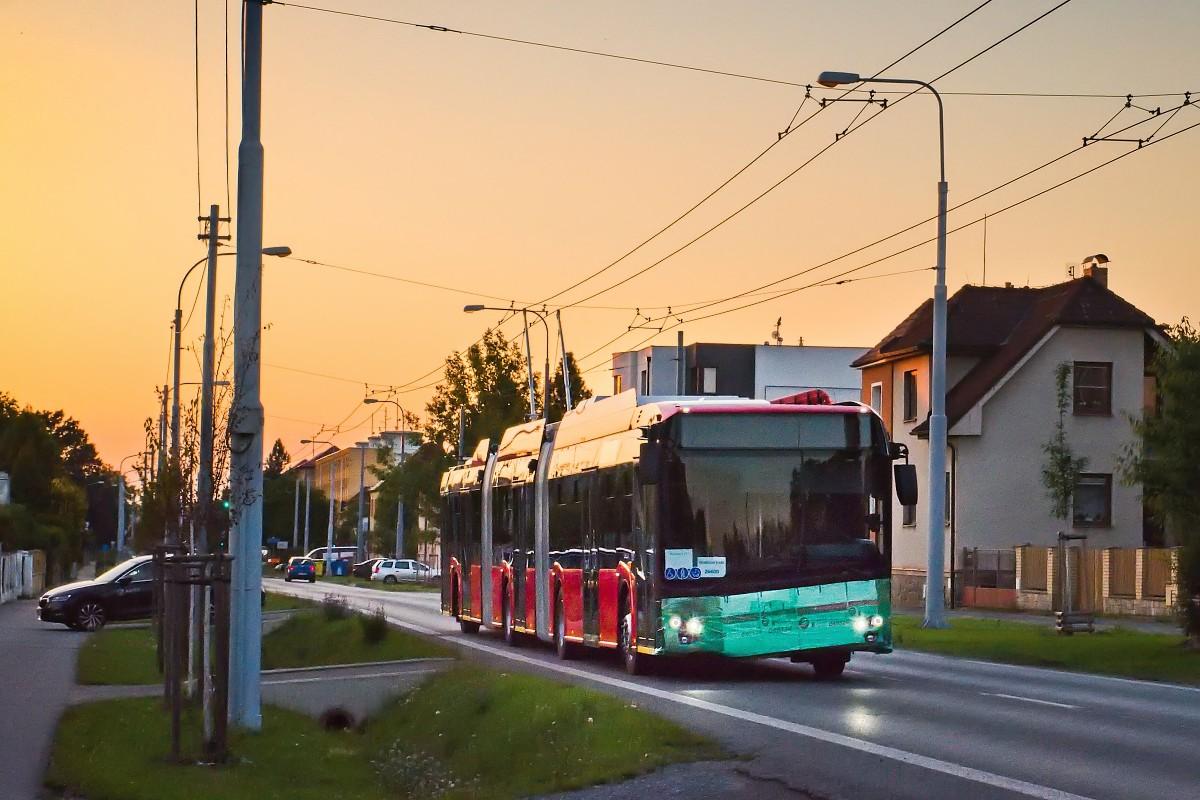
47,666,722,800
78,605,449,684
892,614,1200,684
261,608,449,669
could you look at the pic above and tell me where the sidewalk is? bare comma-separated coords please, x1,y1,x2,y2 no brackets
896,606,1179,635
0,601,87,800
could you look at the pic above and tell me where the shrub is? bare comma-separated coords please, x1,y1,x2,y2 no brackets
359,605,389,645
321,594,350,621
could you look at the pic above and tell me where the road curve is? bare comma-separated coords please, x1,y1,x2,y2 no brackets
265,578,1199,800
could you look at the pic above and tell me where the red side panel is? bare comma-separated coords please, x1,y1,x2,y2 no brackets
598,568,620,644
469,565,482,619
561,568,583,639
524,567,537,630
491,565,504,626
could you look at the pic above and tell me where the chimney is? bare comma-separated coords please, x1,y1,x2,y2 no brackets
1082,253,1109,287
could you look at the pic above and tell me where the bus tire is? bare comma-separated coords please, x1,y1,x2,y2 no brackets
554,590,574,660
619,604,646,676
502,587,518,646
810,654,848,680
460,617,480,635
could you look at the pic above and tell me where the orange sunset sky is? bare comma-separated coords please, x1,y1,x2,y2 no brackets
2,0,1198,469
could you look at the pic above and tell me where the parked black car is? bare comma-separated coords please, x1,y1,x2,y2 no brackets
38,555,268,631
351,557,383,579
38,556,155,631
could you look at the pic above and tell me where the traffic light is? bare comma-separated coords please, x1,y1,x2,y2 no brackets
221,499,231,510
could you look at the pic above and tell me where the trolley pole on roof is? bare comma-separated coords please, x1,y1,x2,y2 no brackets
556,310,572,411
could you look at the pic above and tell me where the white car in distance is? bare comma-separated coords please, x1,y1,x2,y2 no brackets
371,559,434,584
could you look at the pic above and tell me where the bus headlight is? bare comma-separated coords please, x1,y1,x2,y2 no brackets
668,615,682,630
852,615,870,634
684,617,704,637
870,615,884,628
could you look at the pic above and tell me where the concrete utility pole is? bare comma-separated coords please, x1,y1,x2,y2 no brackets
196,204,226,558
292,475,300,549
228,0,267,730
158,386,169,482
327,463,335,572
356,442,367,562
396,498,404,560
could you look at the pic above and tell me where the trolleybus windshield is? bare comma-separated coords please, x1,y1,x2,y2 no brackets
663,413,885,587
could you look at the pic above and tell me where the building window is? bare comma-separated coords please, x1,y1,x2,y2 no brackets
869,382,883,413
902,370,918,421
702,367,717,394
613,374,623,395
639,369,648,395
1072,474,1112,527
902,503,916,526
1073,362,1112,415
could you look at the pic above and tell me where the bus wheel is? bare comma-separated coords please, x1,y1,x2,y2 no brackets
554,592,574,660
460,617,480,635
619,609,646,676
502,591,518,646
810,654,848,680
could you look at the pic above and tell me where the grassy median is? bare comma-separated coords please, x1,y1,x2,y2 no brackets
47,666,721,800
78,602,449,684
312,575,439,592
892,615,1200,684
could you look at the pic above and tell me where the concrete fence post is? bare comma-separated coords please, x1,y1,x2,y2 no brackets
1165,548,1180,607
1046,549,1058,611
1101,548,1113,600
1134,548,1146,600
1014,546,1025,592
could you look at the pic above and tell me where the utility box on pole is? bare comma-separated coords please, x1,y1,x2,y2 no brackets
0,472,9,506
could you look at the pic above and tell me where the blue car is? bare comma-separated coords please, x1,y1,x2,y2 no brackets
284,557,316,583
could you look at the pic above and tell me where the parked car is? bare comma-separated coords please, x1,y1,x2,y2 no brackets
37,556,155,631
284,557,317,583
371,559,434,584
352,558,383,579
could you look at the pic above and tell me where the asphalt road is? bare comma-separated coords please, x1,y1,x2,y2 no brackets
266,578,1200,800
0,600,88,800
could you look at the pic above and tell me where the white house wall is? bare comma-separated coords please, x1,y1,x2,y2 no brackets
753,345,867,402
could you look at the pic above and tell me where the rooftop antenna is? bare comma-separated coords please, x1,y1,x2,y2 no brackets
771,317,784,346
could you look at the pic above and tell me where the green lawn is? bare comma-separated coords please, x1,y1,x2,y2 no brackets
47,666,722,800
263,592,316,611
261,610,449,669
78,607,450,684
76,627,160,686
892,615,1200,684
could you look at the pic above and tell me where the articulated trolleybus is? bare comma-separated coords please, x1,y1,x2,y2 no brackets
440,389,916,678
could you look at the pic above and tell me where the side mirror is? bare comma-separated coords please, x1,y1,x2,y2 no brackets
866,512,881,533
637,443,660,485
894,464,918,507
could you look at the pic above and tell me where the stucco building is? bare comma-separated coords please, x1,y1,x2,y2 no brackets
853,261,1163,606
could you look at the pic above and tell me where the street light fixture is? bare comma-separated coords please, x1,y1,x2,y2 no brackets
116,452,146,555
817,69,949,629
464,304,551,421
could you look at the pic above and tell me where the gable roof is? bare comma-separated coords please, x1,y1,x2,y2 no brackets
852,276,1157,434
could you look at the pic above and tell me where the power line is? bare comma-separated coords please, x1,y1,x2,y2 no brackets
536,0,998,307
550,0,1072,311
273,1,1181,101
663,94,1197,321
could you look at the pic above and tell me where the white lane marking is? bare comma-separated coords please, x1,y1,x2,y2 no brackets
264,668,439,686
980,692,1079,709
272,586,1100,799
959,658,1200,695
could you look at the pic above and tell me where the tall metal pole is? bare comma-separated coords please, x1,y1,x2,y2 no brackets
521,310,536,420
158,386,168,481
457,409,465,462
395,498,404,560
326,464,335,573
228,0,266,729
117,476,126,555
356,443,367,562
292,475,300,549
302,470,311,554
556,310,572,411
676,330,685,394
171,309,182,467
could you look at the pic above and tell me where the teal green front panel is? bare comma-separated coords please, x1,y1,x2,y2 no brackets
659,579,891,658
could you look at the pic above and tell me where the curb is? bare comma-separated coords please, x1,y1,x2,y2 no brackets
261,657,456,675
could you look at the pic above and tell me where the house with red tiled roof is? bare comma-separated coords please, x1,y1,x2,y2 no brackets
852,259,1166,607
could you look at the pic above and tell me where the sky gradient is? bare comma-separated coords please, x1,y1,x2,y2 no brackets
3,0,1198,468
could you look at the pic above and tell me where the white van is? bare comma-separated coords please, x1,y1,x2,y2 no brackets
303,546,358,563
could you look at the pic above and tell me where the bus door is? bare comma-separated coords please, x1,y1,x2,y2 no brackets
511,482,529,630
582,468,600,643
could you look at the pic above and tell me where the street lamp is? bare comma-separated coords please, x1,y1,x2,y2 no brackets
817,70,949,628
464,304,551,421
116,452,146,555
364,398,412,559
300,438,336,573
171,247,291,471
